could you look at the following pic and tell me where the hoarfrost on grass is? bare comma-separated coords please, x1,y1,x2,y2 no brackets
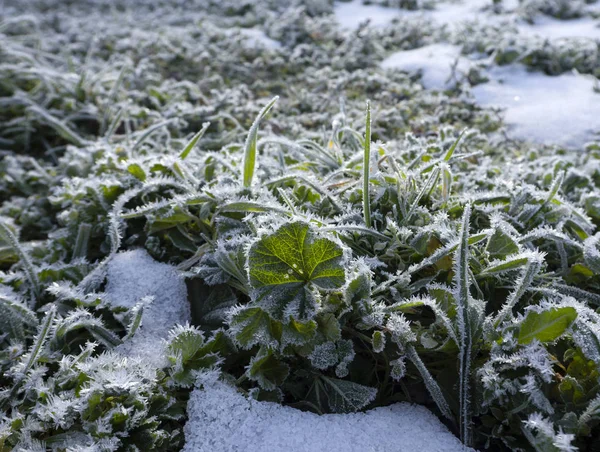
183,380,473,452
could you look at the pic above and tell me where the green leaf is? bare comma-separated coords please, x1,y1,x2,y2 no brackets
179,122,210,160
307,376,377,413
229,307,282,350
216,201,289,216
345,272,370,306
127,163,146,181
246,347,289,391
249,222,345,321
372,331,385,353
518,307,578,345
479,252,532,277
243,96,278,188
281,317,317,347
443,128,467,161
486,229,519,259
167,327,223,387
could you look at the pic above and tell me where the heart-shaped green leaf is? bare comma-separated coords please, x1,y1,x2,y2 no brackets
249,222,345,321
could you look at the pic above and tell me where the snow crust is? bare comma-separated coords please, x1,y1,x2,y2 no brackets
183,380,473,452
106,249,191,366
472,65,600,147
518,16,600,40
382,44,470,90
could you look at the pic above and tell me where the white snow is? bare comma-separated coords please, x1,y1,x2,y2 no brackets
183,379,473,452
333,0,495,30
517,16,600,40
471,65,600,147
381,44,470,90
106,249,191,366
348,0,600,147
334,0,600,40
334,0,405,29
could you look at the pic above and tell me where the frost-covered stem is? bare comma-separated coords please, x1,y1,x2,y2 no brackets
406,345,452,419
363,100,372,228
455,204,473,445
243,96,278,188
0,221,41,306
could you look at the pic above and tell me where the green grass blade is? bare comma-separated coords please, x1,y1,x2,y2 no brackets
455,204,473,445
180,122,210,160
243,96,278,188
443,128,467,161
363,100,372,228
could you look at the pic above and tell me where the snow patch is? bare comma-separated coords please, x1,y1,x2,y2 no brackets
183,380,472,452
472,65,600,148
381,44,470,90
518,16,600,40
106,249,191,366
334,0,405,29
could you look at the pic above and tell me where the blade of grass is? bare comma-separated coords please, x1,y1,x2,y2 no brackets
180,122,210,160
363,101,372,228
243,96,279,188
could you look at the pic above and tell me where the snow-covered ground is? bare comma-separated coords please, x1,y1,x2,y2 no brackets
106,249,191,367
336,0,600,148
184,379,473,452
381,44,471,90
472,65,600,147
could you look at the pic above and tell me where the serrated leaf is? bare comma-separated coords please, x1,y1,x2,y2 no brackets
249,222,345,321
246,347,289,391
281,317,317,347
345,272,370,306
309,376,377,413
518,307,577,345
229,307,281,350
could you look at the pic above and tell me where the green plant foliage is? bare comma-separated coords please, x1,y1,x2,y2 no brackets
1,0,600,451
518,307,578,345
248,221,345,321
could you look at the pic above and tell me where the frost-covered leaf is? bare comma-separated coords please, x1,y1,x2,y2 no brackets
518,307,578,345
246,347,289,391
228,306,281,350
249,222,345,321
307,376,377,414
486,228,519,260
